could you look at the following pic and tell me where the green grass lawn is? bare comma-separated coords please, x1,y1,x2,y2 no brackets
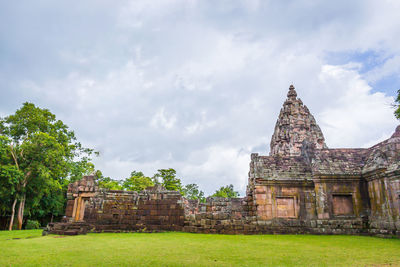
0,230,399,266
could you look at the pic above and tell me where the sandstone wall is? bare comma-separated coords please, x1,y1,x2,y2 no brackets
48,180,185,235
313,177,369,220
84,189,185,232
366,173,400,236
183,197,252,234
251,182,316,221
182,197,368,235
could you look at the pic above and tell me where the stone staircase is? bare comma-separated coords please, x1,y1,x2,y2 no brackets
44,221,94,236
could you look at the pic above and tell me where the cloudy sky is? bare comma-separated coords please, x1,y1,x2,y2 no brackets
1,0,399,195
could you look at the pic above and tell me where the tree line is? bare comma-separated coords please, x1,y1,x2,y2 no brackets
96,168,239,202
0,103,238,231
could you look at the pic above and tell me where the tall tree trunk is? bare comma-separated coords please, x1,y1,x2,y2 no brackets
17,194,25,230
17,176,29,230
8,198,17,231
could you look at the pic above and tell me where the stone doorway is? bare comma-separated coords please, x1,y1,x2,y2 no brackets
73,197,90,222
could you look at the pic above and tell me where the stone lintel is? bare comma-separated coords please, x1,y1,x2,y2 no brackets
362,168,387,181
79,192,96,198
363,169,400,181
255,178,314,187
312,174,362,183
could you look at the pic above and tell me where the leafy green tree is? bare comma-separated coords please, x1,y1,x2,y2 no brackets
152,168,182,191
122,171,154,192
0,136,24,230
31,187,66,225
395,89,400,119
182,183,205,202
211,184,239,198
68,160,95,185
0,102,95,230
95,170,123,190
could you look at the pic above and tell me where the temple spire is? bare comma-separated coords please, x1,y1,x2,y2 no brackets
269,84,327,156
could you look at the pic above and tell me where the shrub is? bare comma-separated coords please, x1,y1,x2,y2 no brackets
25,220,40,229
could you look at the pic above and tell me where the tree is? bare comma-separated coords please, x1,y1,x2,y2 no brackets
95,170,123,190
182,183,205,202
122,171,154,192
0,102,95,230
0,136,24,230
395,89,400,119
152,168,182,191
211,184,239,198
68,160,95,185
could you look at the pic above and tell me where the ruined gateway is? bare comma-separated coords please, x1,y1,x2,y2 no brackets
47,85,400,237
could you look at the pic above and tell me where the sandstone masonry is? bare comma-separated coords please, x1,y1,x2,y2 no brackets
46,85,400,237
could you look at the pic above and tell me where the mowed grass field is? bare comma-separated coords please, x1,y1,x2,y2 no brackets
1,230,400,266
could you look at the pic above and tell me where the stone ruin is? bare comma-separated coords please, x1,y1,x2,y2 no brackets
46,85,400,237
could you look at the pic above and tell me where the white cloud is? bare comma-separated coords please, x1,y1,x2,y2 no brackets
318,64,397,148
151,108,177,130
1,0,400,196
180,145,250,194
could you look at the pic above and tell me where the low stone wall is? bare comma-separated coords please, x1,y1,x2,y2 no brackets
183,197,251,234
183,218,369,235
86,189,185,233
47,185,185,235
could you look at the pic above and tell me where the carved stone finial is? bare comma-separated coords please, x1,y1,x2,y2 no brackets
287,84,297,99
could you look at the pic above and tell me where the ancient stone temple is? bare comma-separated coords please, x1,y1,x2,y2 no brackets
245,85,400,236
47,85,400,237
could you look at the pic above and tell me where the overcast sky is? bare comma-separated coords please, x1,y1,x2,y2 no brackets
1,0,399,195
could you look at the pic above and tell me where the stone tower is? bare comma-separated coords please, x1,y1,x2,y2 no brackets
269,85,327,156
